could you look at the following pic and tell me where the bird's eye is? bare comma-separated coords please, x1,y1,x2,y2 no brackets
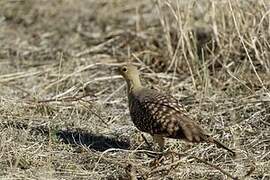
122,67,127,72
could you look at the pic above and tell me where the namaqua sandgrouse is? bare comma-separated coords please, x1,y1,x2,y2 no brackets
118,64,235,155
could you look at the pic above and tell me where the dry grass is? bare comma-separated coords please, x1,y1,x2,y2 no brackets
0,0,269,179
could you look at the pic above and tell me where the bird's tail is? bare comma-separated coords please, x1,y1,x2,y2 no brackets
197,129,236,156
211,138,236,156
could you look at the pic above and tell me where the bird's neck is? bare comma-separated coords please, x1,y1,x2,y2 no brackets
127,78,142,94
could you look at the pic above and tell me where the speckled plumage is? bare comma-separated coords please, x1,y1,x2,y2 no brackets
119,65,235,155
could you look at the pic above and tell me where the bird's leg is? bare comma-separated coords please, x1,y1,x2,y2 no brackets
152,134,165,151
153,135,174,158
150,135,175,167
150,135,170,166
141,133,152,149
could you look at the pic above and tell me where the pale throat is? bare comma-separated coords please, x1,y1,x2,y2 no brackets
126,77,142,93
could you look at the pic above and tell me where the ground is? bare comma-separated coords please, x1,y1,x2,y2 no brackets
0,0,269,179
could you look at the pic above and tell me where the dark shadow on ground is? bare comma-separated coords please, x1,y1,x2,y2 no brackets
56,129,130,152
1,121,130,152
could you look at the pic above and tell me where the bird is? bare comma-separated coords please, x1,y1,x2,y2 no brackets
118,64,235,156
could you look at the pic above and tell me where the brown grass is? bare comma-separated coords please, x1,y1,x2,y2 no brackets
0,0,269,179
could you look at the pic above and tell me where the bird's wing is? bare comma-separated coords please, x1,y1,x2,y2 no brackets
135,88,207,142
136,88,189,116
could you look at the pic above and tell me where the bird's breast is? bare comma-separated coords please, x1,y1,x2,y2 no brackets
128,97,153,133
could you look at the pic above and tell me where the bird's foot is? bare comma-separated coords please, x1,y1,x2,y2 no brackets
149,149,175,168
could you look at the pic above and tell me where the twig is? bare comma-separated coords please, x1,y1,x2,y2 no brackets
79,100,109,126
30,93,96,103
171,151,238,180
149,159,182,175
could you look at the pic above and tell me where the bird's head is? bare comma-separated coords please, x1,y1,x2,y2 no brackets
118,64,142,90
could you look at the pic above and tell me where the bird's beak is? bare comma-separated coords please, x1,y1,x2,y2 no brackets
112,66,118,73
115,66,123,76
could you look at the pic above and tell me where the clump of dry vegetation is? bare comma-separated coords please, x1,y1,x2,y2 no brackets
0,0,269,179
